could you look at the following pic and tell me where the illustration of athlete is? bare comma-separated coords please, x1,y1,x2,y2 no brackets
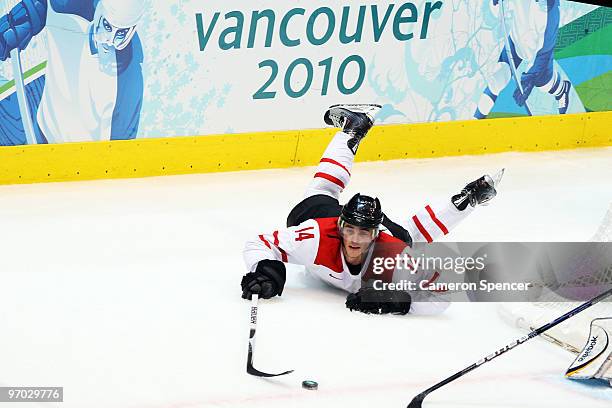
474,0,571,119
0,0,145,143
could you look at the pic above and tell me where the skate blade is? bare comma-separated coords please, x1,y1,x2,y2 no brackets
491,168,505,188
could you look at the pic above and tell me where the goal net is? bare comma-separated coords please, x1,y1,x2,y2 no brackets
499,205,612,353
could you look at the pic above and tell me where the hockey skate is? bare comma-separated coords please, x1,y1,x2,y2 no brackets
556,80,571,114
324,104,381,154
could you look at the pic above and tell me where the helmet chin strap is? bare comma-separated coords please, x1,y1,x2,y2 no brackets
371,227,380,240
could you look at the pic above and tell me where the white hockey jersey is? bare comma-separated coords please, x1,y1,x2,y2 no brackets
243,199,474,294
38,6,118,142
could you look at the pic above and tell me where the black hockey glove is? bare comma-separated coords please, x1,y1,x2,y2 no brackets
346,287,412,315
241,259,287,300
452,175,497,211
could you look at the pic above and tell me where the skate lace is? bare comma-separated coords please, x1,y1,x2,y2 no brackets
330,113,346,128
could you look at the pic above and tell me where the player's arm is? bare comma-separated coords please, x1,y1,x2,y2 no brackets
241,220,319,299
0,0,47,61
111,35,144,140
405,173,499,243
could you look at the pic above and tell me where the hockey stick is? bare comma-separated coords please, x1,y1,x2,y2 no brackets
407,287,612,408
499,0,533,116
10,48,37,145
246,294,294,377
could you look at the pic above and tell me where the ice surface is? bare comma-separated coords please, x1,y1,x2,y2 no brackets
0,147,610,407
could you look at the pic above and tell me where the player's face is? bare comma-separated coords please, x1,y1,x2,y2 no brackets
340,223,376,263
94,17,136,53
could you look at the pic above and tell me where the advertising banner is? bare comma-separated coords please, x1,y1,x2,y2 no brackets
0,0,609,145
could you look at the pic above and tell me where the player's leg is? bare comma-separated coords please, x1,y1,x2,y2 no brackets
304,104,379,199
536,64,571,114
287,104,412,245
474,40,520,119
287,104,379,227
532,0,570,114
474,63,512,119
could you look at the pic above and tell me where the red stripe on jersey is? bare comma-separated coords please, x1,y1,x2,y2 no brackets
423,271,447,293
272,230,288,262
296,226,315,233
314,172,345,189
320,158,351,176
426,205,449,235
405,254,415,271
427,271,440,284
258,235,271,249
412,215,433,243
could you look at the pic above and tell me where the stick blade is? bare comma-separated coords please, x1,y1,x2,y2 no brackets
407,394,425,408
247,364,294,378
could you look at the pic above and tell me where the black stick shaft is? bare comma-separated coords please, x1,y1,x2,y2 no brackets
408,287,612,407
245,294,294,377
247,294,259,368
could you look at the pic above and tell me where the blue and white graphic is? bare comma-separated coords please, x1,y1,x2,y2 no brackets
367,0,601,123
0,0,145,144
0,1,609,145
474,0,574,119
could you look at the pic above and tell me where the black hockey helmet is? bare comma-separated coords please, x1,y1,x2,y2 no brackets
340,193,384,230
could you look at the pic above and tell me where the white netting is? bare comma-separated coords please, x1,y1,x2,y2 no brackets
499,205,612,353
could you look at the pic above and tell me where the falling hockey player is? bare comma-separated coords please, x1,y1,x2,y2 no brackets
0,0,145,143
241,104,501,315
474,0,571,119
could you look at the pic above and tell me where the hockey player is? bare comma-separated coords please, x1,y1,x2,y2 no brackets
474,0,571,119
0,0,145,143
241,105,500,314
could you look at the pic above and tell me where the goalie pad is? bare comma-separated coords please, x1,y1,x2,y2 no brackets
565,317,612,385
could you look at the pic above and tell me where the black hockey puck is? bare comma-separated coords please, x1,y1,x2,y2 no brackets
302,380,318,390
